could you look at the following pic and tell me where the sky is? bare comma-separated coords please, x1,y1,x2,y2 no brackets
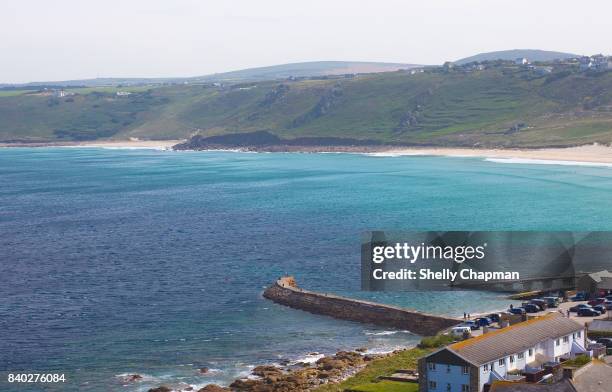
1,0,611,84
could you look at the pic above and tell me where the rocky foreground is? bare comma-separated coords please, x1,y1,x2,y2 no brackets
145,350,373,392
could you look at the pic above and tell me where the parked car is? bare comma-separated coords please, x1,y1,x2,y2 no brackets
588,298,606,306
596,338,612,348
569,304,592,312
530,299,548,310
543,297,560,308
461,320,480,330
604,300,612,310
593,304,607,314
509,307,526,315
571,293,586,301
475,317,492,327
605,295,612,302
524,304,540,313
577,308,601,317
487,313,501,323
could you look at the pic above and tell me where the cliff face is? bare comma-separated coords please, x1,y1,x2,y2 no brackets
263,277,460,336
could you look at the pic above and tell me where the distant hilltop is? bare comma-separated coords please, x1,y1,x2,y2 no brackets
1,61,420,88
454,49,579,65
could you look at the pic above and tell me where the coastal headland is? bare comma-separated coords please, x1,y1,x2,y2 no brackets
263,276,460,336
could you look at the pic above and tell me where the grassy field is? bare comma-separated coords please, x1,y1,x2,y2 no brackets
1,67,612,147
313,348,431,392
347,380,418,392
0,89,36,97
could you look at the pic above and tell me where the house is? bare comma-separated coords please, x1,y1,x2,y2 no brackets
515,58,529,65
579,56,592,71
591,54,610,71
418,314,586,392
576,270,612,296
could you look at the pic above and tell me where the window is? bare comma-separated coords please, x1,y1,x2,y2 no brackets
428,362,436,371
572,333,576,339
484,364,489,372
563,336,569,343
577,331,581,338
528,348,533,356
509,355,515,363
556,339,560,346
518,352,524,359
462,365,469,374
462,385,470,392
429,380,437,390
499,359,505,367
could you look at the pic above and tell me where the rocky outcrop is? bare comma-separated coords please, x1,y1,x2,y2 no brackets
228,350,365,392
263,277,460,336
172,131,383,151
198,385,231,392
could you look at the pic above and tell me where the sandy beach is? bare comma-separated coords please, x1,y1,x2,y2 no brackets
372,144,612,166
0,139,185,150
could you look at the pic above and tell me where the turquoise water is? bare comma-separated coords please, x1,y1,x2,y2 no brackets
2,148,612,391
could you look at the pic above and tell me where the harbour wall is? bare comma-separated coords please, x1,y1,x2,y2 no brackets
263,276,461,336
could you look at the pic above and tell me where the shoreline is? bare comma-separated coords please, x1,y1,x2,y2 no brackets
3,140,612,167
0,139,185,150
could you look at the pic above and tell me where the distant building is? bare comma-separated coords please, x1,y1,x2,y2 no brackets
591,54,610,71
116,91,131,96
418,314,586,392
515,58,530,65
579,56,592,71
576,270,612,296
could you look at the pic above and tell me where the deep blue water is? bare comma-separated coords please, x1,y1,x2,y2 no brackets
2,148,612,391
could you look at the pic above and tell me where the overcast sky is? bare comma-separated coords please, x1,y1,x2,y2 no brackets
2,0,611,83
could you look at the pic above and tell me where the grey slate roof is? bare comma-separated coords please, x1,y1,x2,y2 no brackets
589,320,612,333
446,314,583,366
586,270,612,283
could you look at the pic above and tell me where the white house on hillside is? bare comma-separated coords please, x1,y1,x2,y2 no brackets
418,314,586,392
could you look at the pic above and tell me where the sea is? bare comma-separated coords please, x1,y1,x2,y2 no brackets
2,147,612,391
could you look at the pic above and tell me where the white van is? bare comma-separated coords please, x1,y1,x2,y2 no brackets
451,326,472,338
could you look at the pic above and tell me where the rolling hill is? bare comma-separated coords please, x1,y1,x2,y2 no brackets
454,49,578,65
1,61,418,88
1,62,612,148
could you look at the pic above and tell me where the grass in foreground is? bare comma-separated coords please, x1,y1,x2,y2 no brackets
313,347,431,392
346,380,418,392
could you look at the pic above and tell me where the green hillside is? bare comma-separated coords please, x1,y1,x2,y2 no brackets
1,63,612,147
454,49,578,65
